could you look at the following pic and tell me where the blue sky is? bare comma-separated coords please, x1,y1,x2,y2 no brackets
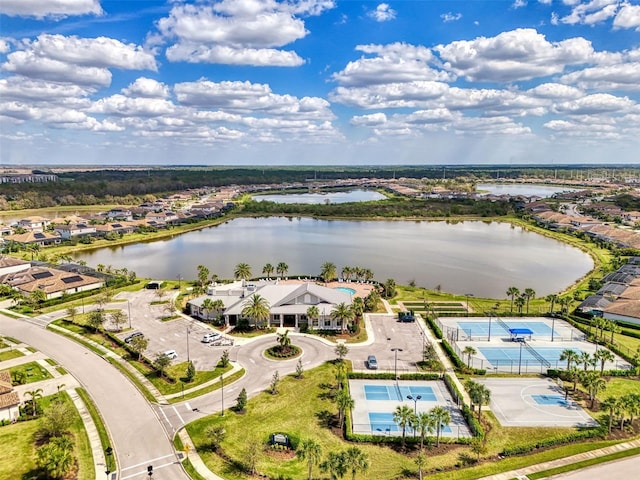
1,0,639,166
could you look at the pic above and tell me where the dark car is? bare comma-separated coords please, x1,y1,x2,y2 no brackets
367,355,378,370
124,332,144,343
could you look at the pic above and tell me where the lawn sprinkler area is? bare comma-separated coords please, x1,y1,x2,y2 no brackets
437,316,630,374
477,377,599,427
349,379,472,439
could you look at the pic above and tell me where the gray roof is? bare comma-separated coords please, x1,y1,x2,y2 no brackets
596,282,628,297
577,295,613,311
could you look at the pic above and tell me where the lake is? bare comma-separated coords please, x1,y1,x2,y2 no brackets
477,183,579,197
73,217,593,298
252,189,386,204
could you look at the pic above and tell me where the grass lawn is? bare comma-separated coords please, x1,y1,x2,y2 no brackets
601,377,640,399
527,446,640,479
10,361,53,383
130,359,233,395
0,349,24,361
0,394,94,480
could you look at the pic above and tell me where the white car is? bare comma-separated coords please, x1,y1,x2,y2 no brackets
164,349,178,359
202,332,222,343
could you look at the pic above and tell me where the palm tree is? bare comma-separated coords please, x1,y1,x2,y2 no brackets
412,411,435,450
262,263,274,279
241,294,270,328
197,264,210,288
560,349,579,371
601,397,620,434
344,446,369,480
558,296,573,315
580,371,606,408
514,294,526,315
320,451,348,480
415,450,428,480
506,286,519,313
579,351,594,371
429,406,451,447
25,388,43,418
594,349,615,375
201,298,215,321
523,288,536,314
306,305,319,329
276,261,289,278
331,302,355,333
335,389,354,430
393,404,414,449
623,393,640,428
465,379,491,419
277,330,292,353
462,346,477,369
362,268,374,282
546,294,558,314
298,438,322,480
234,262,251,281
320,261,337,284
341,266,352,281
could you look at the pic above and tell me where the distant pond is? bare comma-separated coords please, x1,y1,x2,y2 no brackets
252,189,386,204
73,217,593,298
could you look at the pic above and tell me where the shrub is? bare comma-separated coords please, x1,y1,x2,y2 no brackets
441,339,465,369
500,428,605,456
347,372,441,381
426,316,443,339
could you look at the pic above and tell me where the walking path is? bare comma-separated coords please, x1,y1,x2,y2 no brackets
477,438,640,480
177,429,225,480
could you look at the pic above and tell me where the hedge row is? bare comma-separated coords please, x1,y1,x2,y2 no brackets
441,339,465,369
499,428,605,457
426,316,443,339
461,404,484,439
348,372,441,381
443,373,463,405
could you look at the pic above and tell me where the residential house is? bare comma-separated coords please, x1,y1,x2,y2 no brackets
16,216,50,232
53,223,96,240
0,371,20,422
145,211,179,225
603,301,640,327
94,222,138,237
105,209,133,221
4,231,61,247
4,266,104,300
0,256,30,277
188,280,352,330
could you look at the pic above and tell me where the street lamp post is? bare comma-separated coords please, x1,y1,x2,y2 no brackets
391,348,403,381
487,311,493,342
127,300,132,329
186,324,191,362
518,341,524,375
407,394,422,414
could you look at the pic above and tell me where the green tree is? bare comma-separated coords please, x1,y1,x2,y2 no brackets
465,380,491,420
594,349,615,375
320,451,348,480
197,264,210,288
36,436,74,479
129,335,149,361
415,450,427,480
331,302,354,333
276,330,292,353
334,343,349,362
40,401,74,438
65,306,78,323
235,387,248,412
335,388,354,430
546,294,558,314
514,294,526,314
86,309,105,332
412,411,435,450
241,294,270,328
383,278,396,298
219,349,230,368
234,262,252,281
393,404,414,450
276,261,289,278
295,358,304,379
523,288,536,314
462,346,477,368
580,370,606,408
579,351,594,371
185,360,196,382
559,349,579,371
470,436,489,461
344,446,369,480
429,405,451,447
262,263,274,279
270,371,280,395
201,298,215,321
110,310,128,331
320,261,337,284
601,397,621,435
298,438,322,480
364,289,381,312
506,286,519,313
28,289,47,311
244,438,262,476
25,388,43,418
204,424,226,452
154,352,172,378
306,305,319,328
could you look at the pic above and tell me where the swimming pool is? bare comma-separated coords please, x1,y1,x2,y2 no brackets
335,287,356,295
364,385,436,402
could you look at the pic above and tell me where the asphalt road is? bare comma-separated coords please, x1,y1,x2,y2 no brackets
0,315,188,480
547,454,640,479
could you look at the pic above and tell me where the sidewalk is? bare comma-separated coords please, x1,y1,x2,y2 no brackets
177,429,225,480
477,438,640,480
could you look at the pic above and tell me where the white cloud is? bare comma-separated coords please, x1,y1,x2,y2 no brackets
513,1,528,9
0,77,94,103
560,0,620,26
440,12,462,23
332,43,450,87
330,81,449,109
122,78,169,99
350,113,387,126
90,95,177,117
614,2,640,30
435,28,594,82
156,0,334,66
0,0,103,19
560,62,640,91
0,39,10,54
527,83,584,99
553,93,635,115
368,3,397,22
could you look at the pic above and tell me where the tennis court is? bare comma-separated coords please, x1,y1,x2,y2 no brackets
349,379,471,439
477,346,582,367
457,320,555,338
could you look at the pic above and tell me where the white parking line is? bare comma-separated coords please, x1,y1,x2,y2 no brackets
172,405,185,424
120,461,176,479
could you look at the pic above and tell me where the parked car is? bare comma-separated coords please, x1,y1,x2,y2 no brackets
202,332,222,343
124,332,144,344
164,349,178,359
367,355,378,370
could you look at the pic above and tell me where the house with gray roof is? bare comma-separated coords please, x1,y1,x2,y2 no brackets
188,280,353,330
